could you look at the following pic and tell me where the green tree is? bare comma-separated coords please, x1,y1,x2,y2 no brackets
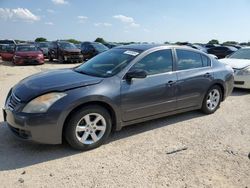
222,41,238,45
66,39,81,44
208,39,219,45
95,37,106,44
35,37,47,42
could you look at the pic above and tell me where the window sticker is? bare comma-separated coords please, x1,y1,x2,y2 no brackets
124,50,139,56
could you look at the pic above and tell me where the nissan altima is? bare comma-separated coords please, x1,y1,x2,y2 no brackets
3,45,234,150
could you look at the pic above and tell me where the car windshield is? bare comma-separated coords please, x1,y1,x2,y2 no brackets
59,42,76,49
74,48,141,78
92,43,109,52
228,48,250,59
16,45,39,52
2,45,15,52
38,43,49,48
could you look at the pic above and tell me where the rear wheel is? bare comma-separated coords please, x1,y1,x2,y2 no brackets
201,85,222,114
64,105,112,150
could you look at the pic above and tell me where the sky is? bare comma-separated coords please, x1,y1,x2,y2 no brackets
0,0,250,43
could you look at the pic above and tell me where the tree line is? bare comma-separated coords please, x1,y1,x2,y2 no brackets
15,37,250,46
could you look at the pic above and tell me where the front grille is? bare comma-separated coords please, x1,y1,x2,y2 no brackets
7,93,21,111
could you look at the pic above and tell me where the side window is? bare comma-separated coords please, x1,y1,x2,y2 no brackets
202,55,211,67
130,49,173,75
176,50,203,70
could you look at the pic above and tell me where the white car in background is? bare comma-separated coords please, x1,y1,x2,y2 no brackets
220,47,250,89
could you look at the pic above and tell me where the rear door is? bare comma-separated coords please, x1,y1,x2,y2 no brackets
121,49,177,121
174,49,213,109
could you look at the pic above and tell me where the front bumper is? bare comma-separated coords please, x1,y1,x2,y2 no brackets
64,55,83,62
234,75,250,89
13,57,44,65
3,108,62,144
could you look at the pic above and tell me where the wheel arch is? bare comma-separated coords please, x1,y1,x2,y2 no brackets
211,80,226,101
62,100,120,140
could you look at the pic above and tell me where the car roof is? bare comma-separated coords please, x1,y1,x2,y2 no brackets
116,44,197,52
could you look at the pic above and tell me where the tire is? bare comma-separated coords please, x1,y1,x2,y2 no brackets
201,85,222,114
48,53,53,62
58,55,64,63
64,105,112,150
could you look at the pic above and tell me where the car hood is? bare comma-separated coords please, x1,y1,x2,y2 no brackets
219,58,250,69
13,68,103,102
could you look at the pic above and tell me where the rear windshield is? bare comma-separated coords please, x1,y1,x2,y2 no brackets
16,46,39,52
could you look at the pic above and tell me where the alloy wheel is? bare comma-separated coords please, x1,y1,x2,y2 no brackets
206,89,220,111
75,113,106,145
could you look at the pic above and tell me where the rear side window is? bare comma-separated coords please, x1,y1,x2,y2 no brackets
202,55,211,67
176,50,203,70
131,49,173,75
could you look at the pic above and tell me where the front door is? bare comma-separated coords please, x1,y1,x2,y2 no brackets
121,49,177,122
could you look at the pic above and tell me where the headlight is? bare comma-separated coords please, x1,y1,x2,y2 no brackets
14,55,21,59
38,54,43,58
22,92,67,113
238,66,250,76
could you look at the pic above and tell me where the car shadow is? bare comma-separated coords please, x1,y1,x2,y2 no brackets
0,110,203,171
231,88,250,96
0,60,14,67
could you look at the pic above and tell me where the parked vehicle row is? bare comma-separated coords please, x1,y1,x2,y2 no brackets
3,44,234,150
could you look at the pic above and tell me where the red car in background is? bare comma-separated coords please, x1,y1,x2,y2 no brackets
13,44,44,65
0,44,15,61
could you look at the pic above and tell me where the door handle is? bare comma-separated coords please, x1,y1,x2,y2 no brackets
167,80,176,87
204,73,211,78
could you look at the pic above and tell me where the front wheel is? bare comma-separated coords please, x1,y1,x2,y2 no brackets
64,105,112,150
48,53,53,62
201,85,222,114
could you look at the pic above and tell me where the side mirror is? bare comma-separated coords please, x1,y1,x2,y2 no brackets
125,69,147,80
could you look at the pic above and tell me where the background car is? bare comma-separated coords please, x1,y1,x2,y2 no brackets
0,44,15,61
220,47,250,89
207,46,238,59
37,42,50,58
80,42,109,60
48,41,83,63
0,39,16,45
13,44,44,65
3,45,234,150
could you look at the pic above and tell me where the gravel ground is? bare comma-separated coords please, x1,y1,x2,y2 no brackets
0,59,250,188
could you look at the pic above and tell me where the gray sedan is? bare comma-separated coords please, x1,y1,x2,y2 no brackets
3,44,234,150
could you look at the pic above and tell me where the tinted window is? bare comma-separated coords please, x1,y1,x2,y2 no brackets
130,49,173,75
202,55,211,67
176,50,203,70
